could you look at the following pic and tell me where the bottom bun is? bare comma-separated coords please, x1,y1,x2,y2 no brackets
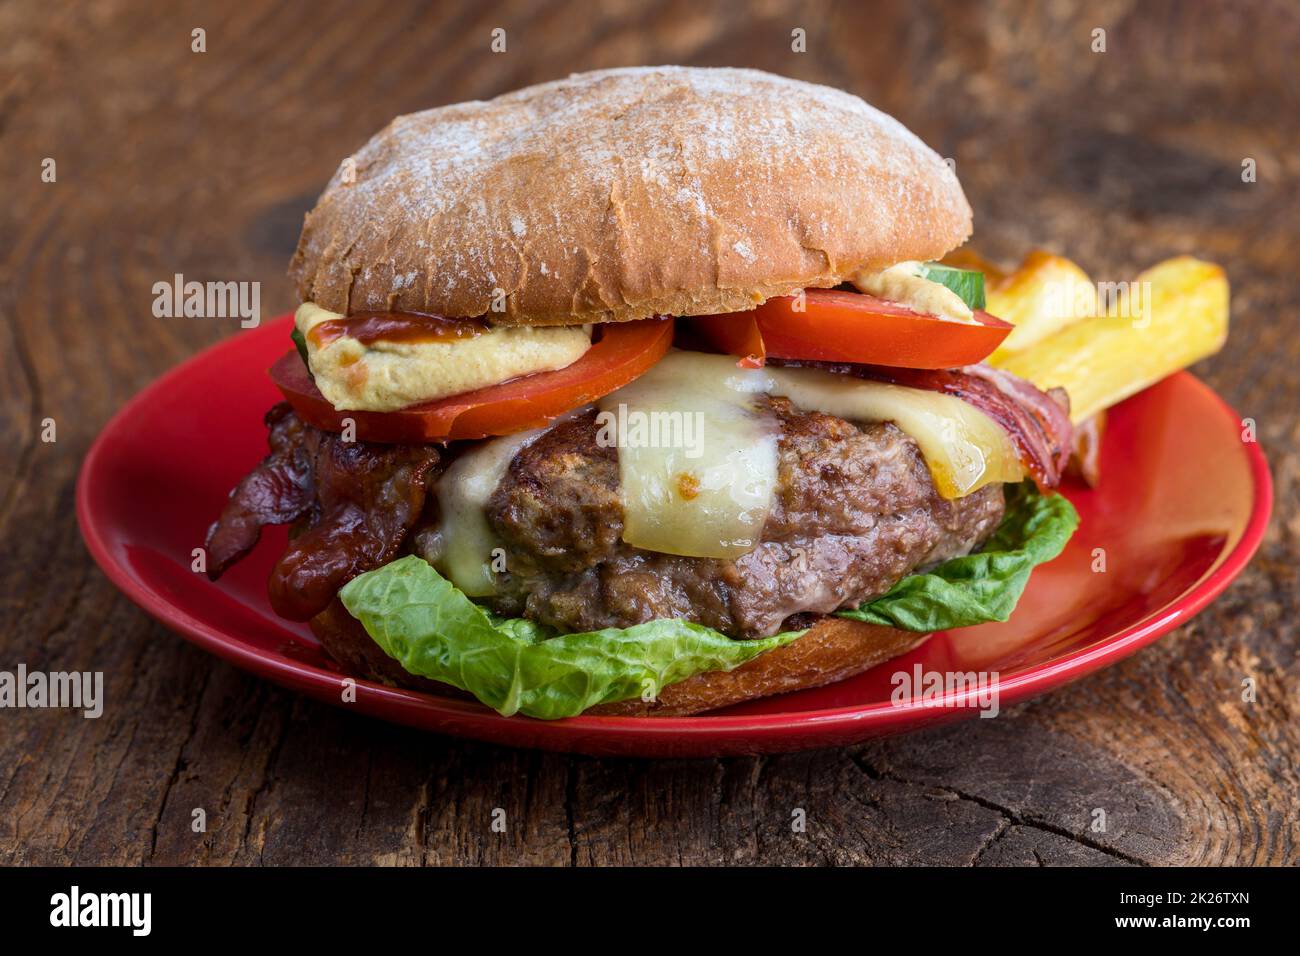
310,599,929,717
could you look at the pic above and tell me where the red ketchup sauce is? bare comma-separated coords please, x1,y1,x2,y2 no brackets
306,311,489,348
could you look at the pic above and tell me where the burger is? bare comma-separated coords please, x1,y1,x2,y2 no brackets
205,67,1078,719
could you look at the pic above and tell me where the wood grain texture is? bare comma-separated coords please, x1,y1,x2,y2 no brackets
0,0,1296,866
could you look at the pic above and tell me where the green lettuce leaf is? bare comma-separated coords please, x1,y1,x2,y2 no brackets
338,556,804,720
339,484,1075,719
835,483,1078,631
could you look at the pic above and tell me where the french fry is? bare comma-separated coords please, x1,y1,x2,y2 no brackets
993,257,1229,423
985,251,1097,361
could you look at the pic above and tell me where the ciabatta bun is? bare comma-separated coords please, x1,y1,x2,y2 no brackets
291,66,971,327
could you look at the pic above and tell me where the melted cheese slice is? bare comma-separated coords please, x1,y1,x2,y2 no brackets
597,360,780,559
601,352,1022,558
433,427,546,596
754,364,1024,498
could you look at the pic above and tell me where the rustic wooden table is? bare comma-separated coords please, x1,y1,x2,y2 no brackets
1,0,1296,866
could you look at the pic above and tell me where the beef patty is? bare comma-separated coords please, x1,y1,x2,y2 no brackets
212,403,1008,638
475,400,1005,638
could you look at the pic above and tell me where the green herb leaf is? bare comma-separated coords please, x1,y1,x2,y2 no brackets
339,556,804,719
835,483,1078,631
290,326,312,370
917,262,987,311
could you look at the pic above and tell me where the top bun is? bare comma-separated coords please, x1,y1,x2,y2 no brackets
290,66,972,326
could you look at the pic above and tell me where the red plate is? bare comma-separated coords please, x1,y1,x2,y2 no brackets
77,315,1272,756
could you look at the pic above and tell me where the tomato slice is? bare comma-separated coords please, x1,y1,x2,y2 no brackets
693,310,767,368
692,289,1012,369
271,317,673,442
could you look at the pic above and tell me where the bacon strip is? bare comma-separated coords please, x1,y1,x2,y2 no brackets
205,404,440,620
1067,410,1106,488
205,404,319,575
267,436,440,620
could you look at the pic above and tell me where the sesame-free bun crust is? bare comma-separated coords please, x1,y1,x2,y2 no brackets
291,66,972,326
309,598,928,718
